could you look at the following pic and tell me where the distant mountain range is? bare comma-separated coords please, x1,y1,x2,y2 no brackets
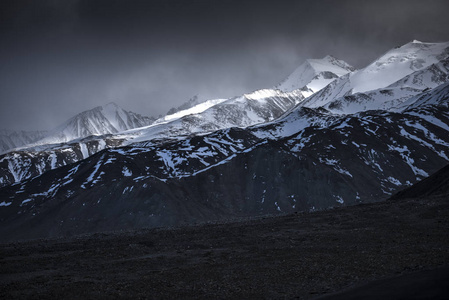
1,40,449,241
0,54,355,187
38,102,156,144
0,103,155,187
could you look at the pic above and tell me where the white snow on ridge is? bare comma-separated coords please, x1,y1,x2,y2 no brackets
351,41,449,94
81,156,104,188
276,55,354,93
243,89,281,100
387,144,429,178
28,102,154,147
79,143,89,159
324,86,422,115
126,88,307,145
156,98,227,123
302,41,449,111
401,82,449,111
308,56,354,77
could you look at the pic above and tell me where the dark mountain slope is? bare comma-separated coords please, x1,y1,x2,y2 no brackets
1,104,449,242
390,164,449,200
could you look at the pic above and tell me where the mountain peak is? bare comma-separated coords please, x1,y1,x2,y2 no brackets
28,103,155,145
349,40,449,94
276,56,354,93
305,55,355,75
103,102,120,109
88,102,120,114
400,40,449,50
306,54,337,63
166,95,202,116
100,102,124,117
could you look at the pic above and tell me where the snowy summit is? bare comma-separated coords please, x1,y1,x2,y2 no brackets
276,55,355,96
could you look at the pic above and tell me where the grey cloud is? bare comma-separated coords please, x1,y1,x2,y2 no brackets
1,0,448,130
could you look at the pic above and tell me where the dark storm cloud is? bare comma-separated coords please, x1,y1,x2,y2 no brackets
1,0,448,130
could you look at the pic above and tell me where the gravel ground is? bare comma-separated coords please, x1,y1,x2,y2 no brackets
1,195,448,299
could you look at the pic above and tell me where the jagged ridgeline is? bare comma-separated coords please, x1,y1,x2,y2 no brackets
1,40,449,241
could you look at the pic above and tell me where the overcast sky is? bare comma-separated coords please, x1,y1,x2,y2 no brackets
1,0,449,130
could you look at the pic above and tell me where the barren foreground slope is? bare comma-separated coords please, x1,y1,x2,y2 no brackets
1,192,448,299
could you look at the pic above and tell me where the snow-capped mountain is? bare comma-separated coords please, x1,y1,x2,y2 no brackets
0,88,308,187
2,41,449,188
0,103,155,187
127,89,306,144
0,89,302,187
0,130,48,154
387,57,449,90
1,82,448,241
0,134,127,187
276,55,355,96
166,95,204,115
400,81,449,111
322,58,449,114
351,40,448,93
2,40,449,241
122,57,354,142
155,98,227,125
32,102,155,146
0,55,356,188
302,41,449,111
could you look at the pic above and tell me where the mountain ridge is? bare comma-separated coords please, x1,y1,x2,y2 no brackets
301,41,449,111
276,55,355,96
31,102,155,146
1,40,449,242
1,88,448,240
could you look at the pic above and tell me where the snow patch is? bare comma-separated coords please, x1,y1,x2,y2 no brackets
122,166,132,177
335,196,344,204
387,176,402,186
